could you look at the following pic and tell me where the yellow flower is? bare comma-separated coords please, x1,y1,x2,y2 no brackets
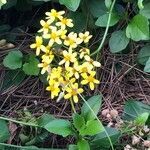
81,71,100,90
79,48,90,59
79,31,92,43
42,51,54,64
79,62,93,74
46,83,60,99
40,45,51,53
47,67,63,84
38,20,53,34
45,9,65,22
59,49,77,68
84,55,101,68
43,27,62,46
56,18,74,29
66,62,80,79
64,32,82,48
61,77,76,88
38,61,51,74
59,29,67,39
30,36,45,56
64,83,83,103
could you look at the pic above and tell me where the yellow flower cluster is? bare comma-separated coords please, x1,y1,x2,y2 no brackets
30,9,101,103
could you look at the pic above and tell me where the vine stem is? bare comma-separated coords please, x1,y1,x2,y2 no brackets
0,142,64,150
0,116,38,127
78,94,114,150
90,0,116,57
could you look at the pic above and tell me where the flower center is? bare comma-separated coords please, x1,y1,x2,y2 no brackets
71,89,77,95
61,18,67,24
65,55,71,61
88,76,94,82
51,33,57,39
44,23,49,28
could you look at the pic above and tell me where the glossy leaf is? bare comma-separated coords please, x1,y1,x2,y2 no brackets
137,45,150,65
0,120,10,142
135,112,149,125
73,113,85,131
81,95,102,121
80,120,104,136
37,114,55,127
3,50,23,69
23,54,40,76
59,0,81,11
126,14,149,41
68,144,78,150
105,0,112,9
122,100,150,121
109,30,129,53
77,139,90,150
44,119,73,137
95,13,119,27
144,57,150,72
88,0,107,18
140,2,150,19
91,127,120,149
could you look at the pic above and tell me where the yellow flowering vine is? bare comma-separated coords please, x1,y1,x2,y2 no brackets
30,9,101,103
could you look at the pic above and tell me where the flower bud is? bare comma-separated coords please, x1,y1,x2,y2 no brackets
101,109,110,116
143,140,150,148
132,135,140,145
110,109,118,118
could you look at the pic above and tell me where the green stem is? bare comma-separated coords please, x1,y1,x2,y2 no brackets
0,116,38,127
78,94,114,150
70,98,76,113
90,0,116,57
0,143,63,150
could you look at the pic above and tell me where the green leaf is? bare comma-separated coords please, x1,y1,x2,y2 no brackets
105,0,112,9
135,112,149,125
68,144,78,150
140,2,150,19
122,100,150,121
37,114,55,127
73,113,85,131
126,14,149,41
23,54,40,76
95,13,119,27
59,0,81,11
0,70,26,91
137,45,150,65
68,11,86,33
3,50,23,69
109,30,129,53
88,0,107,18
144,57,150,72
81,95,102,121
77,139,90,150
91,127,120,149
0,120,10,142
80,120,104,136
44,119,73,137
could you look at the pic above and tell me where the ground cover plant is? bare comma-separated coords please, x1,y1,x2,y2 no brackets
0,0,150,150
